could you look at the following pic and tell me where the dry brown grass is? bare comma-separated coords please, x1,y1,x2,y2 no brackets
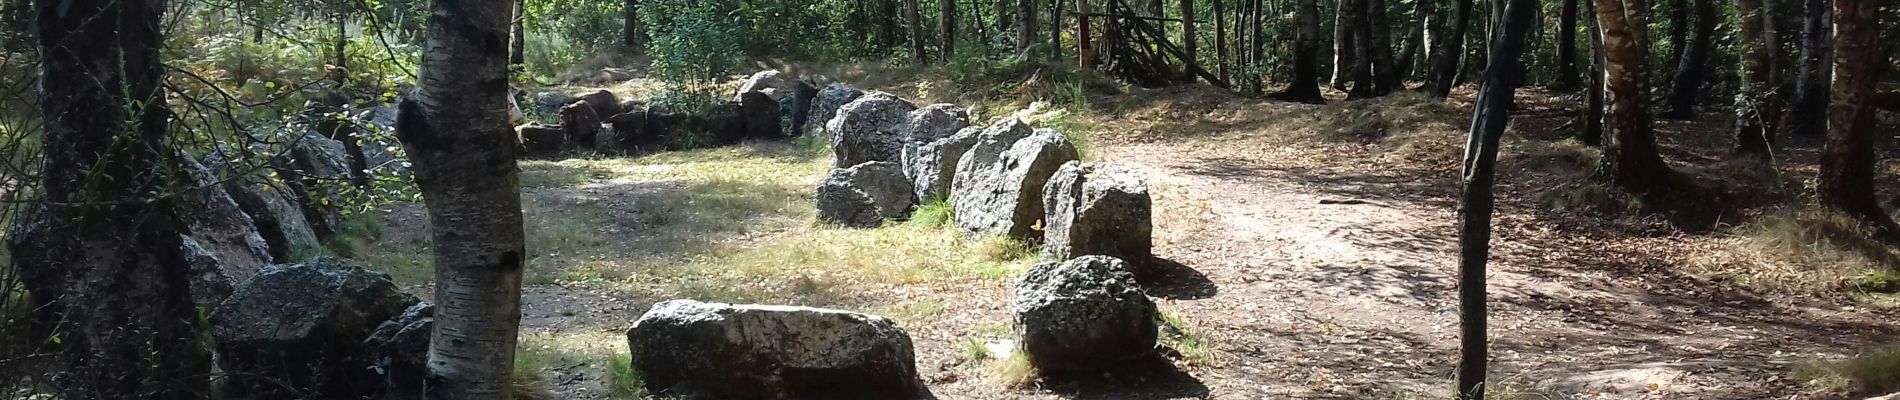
1700,208,1900,295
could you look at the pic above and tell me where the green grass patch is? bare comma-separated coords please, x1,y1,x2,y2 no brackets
1158,308,1215,367
907,199,953,229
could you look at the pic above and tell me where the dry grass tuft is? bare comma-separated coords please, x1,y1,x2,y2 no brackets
1796,342,1900,396
1714,208,1900,294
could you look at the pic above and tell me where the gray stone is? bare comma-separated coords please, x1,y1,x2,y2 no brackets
606,106,651,151
626,300,921,400
577,90,623,119
1012,255,1158,371
212,259,419,399
534,91,572,114
519,123,565,157
354,302,433,400
816,161,915,228
826,92,917,168
176,151,273,288
907,127,980,203
178,235,236,310
561,101,602,149
207,149,323,264
787,80,819,135
739,91,783,139
951,121,1080,240
1043,162,1154,271
808,83,864,135
734,70,791,101
900,104,971,152
280,132,352,239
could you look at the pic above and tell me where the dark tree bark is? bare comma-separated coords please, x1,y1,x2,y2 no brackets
1425,0,1473,96
625,0,645,50
1819,0,1898,236
1398,0,1428,79
1251,0,1265,67
1595,0,1674,196
883,0,902,50
1785,0,1830,137
334,12,349,83
1332,0,1361,89
1734,0,1776,157
1182,0,1197,81
1363,0,1400,94
1552,0,1582,90
1577,0,1605,146
943,0,958,59
396,0,527,398
1661,0,1717,119
1019,0,1037,50
909,0,926,60
27,0,210,398
1665,0,1690,70
1215,0,1228,80
511,0,525,66
1455,0,1538,397
1275,0,1326,103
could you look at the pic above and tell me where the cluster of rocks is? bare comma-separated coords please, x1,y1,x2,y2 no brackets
518,70,819,158
212,259,433,399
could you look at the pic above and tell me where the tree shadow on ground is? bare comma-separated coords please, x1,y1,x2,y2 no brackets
1139,257,1217,300
1033,355,1211,400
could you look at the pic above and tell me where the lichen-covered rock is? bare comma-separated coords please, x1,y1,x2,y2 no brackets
518,123,565,157
739,91,783,139
826,93,917,168
205,149,322,264
353,302,434,400
816,161,915,228
734,70,791,101
212,259,419,399
808,83,864,135
179,235,236,308
626,300,921,400
951,121,1080,240
1011,255,1158,371
175,151,273,289
606,107,651,151
561,101,602,149
576,89,622,119
906,127,980,203
1043,162,1154,270
900,104,971,154
280,132,352,239
533,91,572,114
707,102,747,144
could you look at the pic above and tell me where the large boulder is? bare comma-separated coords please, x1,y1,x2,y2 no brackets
1011,255,1159,371
280,132,352,239
576,89,623,119
707,102,747,144
179,235,237,309
353,302,434,400
212,259,420,399
900,104,971,154
808,83,864,135
906,127,980,203
951,121,1080,240
175,152,274,289
1042,162,1154,270
607,107,652,151
519,123,565,157
560,101,602,149
646,105,692,149
816,161,915,228
626,300,921,399
205,149,322,264
826,93,917,168
534,91,572,114
734,70,791,101
786,80,820,135
739,91,783,139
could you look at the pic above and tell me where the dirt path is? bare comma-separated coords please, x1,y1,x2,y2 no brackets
1083,134,1899,399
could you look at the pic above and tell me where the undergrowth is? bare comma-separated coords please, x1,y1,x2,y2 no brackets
1719,208,1900,295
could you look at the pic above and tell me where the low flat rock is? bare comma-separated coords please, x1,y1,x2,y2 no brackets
626,300,921,400
816,161,915,228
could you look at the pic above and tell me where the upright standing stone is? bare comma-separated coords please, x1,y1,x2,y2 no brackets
816,161,915,228
1042,162,1154,270
560,102,602,149
808,83,864,135
176,151,273,287
738,91,783,139
826,93,917,168
1011,256,1159,371
951,121,1080,240
906,127,980,203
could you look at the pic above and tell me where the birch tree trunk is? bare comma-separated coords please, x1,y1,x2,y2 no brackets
1275,0,1326,103
1595,0,1672,194
1734,0,1776,158
1818,0,1898,237
397,0,528,398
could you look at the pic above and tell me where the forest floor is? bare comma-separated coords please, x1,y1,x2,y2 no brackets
350,64,1900,399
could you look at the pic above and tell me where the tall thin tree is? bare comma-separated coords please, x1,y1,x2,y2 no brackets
396,0,528,398
1275,0,1326,103
909,0,926,60
1552,0,1581,90
1734,0,1776,157
26,0,210,398
943,0,959,59
1454,0,1539,396
1818,0,1897,236
1333,0,1361,89
1425,0,1474,96
1785,0,1829,137
1661,0,1717,119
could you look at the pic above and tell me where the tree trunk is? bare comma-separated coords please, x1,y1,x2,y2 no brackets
1251,0,1265,68
625,0,645,50
28,0,210,397
1019,0,1037,50
1332,0,1360,89
943,0,958,59
1785,0,1829,137
397,0,527,398
909,0,926,60
1665,0,1689,71
1819,0,1897,236
1215,0,1228,80
1661,0,1716,119
335,12,349,83
511,0,526,66
1578,0,1605,146
1455,0,1538,397
1398,0,1428,79
1552,0,1581,90
1734,0,1775,157
1425,0,1473,96
883,0,902,50
1182,0,1197,82
1364,0,1399,94
1276,0,1326,103
1595,0,1673,195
